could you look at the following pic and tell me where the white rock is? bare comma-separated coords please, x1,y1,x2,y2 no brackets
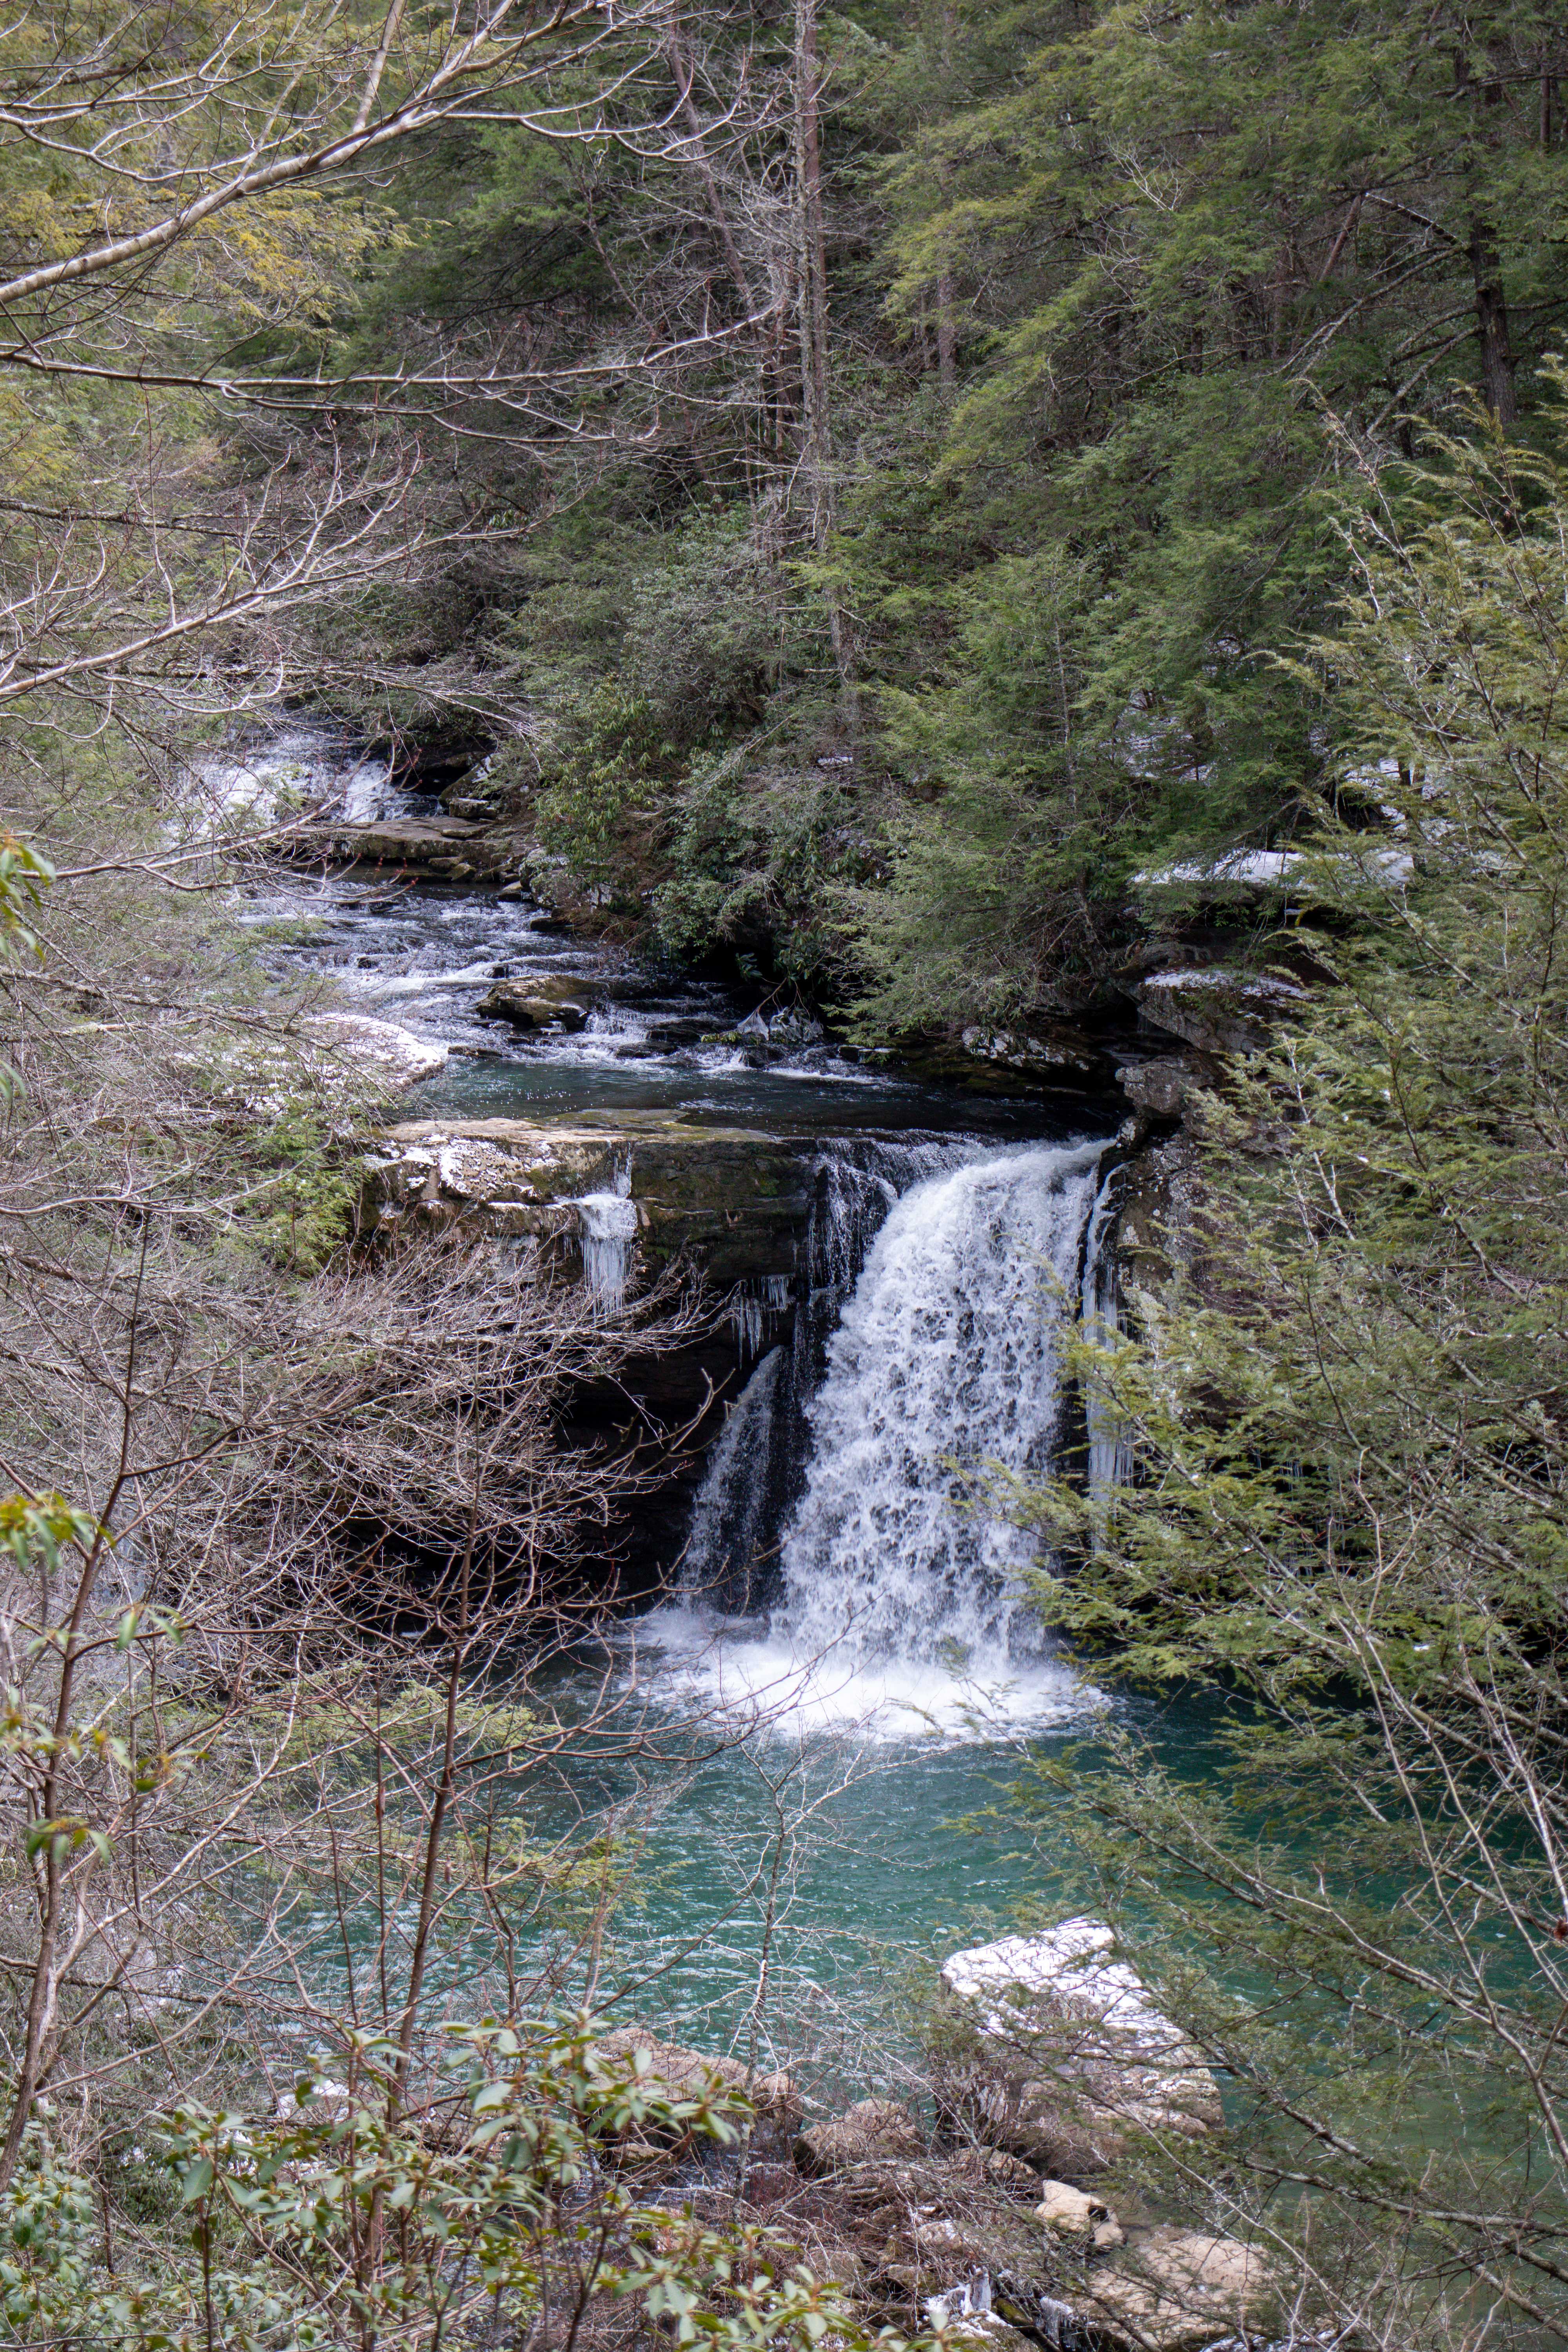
942,1921,1177,2054
1035,2180,1119,2241
304,1013,448,1091
1082,2227,1274,2350
938,1920,1222,2170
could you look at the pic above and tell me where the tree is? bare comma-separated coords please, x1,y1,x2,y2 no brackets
1020,396,1568,2344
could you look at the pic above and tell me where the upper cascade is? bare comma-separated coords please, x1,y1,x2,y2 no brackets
775,1142,1108,1676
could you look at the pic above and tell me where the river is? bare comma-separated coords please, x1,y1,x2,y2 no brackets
234,725,1143,2093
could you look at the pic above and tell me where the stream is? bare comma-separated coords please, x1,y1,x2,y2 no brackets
236,726,1149,2087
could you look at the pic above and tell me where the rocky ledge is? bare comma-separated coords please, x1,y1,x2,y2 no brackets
363,1112,815,1289
285,815,516,882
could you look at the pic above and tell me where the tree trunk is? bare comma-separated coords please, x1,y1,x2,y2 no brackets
936,270,957,389
793,0,853,697
1468,216,1517,424
793,0,833,553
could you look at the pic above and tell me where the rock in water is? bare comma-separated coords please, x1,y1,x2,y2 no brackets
935,1920,1220,2177
476,976,595,1030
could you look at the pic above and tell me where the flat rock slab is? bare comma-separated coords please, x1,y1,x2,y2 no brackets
287,818,512,878
368,1114,815,1285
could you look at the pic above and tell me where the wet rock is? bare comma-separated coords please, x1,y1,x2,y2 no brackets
1078,2227,1274,2350
795,2098,924,2176
367,1114,815,1287
768,1007,826,1050
702,1006,828,1062
933,1922,1221,2179
477,975,597,1030
960,1027,1100,1080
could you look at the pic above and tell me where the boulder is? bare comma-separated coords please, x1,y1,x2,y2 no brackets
1135,968,1306,1057
591,2025,801,2158
299,1014,447,1092
1114,1056,1213,1123
1035,2181,1124,2253
934,1922,1221,2178
795,2098,924,2176
477,975,598,1030
961,1027,1099,1080
1078,2227,1274,2351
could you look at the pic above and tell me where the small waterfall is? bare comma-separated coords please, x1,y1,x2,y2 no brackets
777,1142,1106,1676
1081,1163,1131,1495
681,1348,785,1613
575,1158,635,1311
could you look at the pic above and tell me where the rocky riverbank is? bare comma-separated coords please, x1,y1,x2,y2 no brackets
603,1921,1272,2352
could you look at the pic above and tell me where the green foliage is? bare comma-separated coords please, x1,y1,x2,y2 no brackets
1006,406,1568,2338
0,2024,934,2352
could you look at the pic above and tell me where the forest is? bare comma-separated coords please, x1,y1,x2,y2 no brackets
1,0,1568,2346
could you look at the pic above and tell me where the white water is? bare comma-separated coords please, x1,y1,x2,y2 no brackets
575,1160,636,1310
632,1139,1111,1740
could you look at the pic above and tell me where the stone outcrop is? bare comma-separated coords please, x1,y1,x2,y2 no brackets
1077,2226,1275,2349
604,2014,1277,2352
1134,967,1305,1057
287,815,515,880
1113,1055,1216,1125
933,1922,1221,2179
365,1112,815,1288
960,1026,1102,1083
795,2098,924,2176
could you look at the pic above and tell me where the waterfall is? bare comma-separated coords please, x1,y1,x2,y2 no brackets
681,1348,785,1614
1081,1163,1131,1495
641,1135,1114,1737
777,1142,1106,1676
575,1158,635,1310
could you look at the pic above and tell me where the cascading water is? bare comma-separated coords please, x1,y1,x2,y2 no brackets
575,1157,636,1311
1081,1163,1132,1496
642,1136,1113,1736
780,1142,1105,1672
